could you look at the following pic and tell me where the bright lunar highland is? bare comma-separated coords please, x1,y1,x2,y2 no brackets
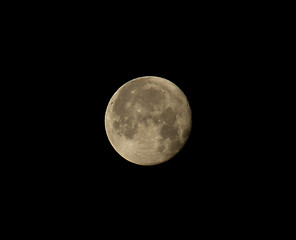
105,76,192,166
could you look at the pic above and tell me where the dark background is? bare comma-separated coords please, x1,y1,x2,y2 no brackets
26,17,254,208
17,8,258,187
11,2,266,173
8,3,275,233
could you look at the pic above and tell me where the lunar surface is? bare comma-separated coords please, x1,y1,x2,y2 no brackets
105,76,192,166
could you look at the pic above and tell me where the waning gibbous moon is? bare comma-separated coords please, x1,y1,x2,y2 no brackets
105,76,192,166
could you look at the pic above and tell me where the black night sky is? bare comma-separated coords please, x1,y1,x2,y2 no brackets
13,5,267,231
22,12,256,188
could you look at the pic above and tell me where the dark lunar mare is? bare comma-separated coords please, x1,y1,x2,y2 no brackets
112,79,182,156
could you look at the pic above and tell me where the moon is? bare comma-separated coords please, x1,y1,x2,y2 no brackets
105,76,192,166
